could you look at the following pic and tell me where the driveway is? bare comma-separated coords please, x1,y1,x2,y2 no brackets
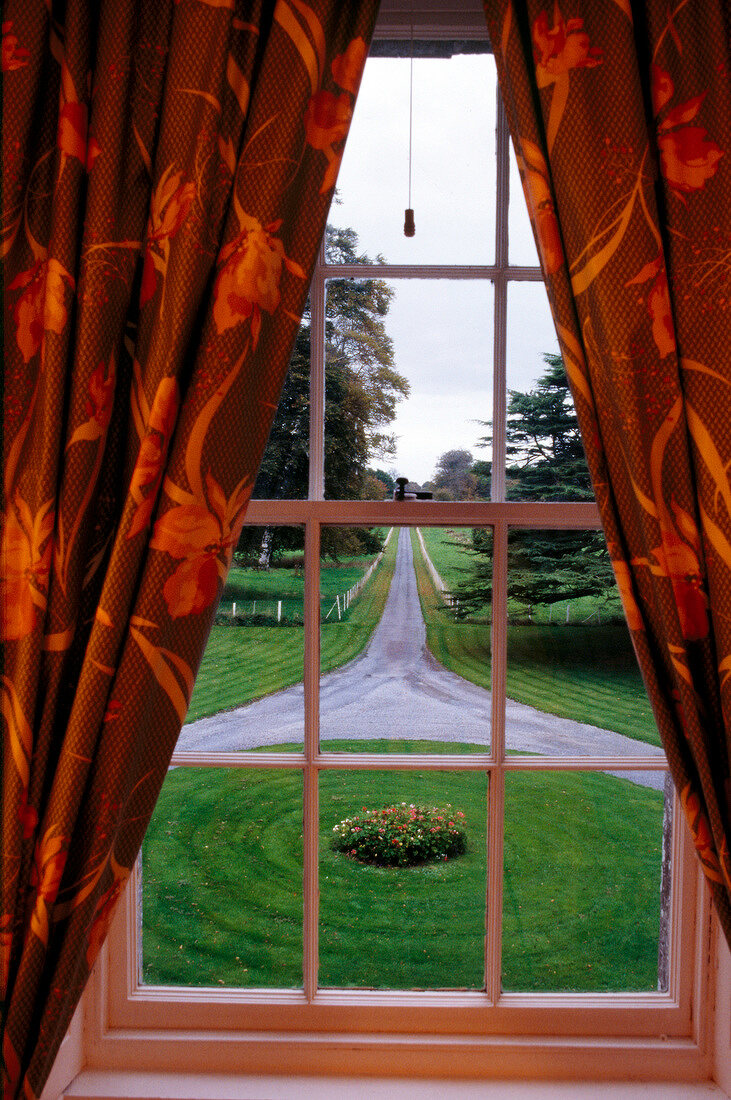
177,529,665,788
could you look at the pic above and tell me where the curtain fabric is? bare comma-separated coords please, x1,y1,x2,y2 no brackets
1,2,378,1095
483,0,731,943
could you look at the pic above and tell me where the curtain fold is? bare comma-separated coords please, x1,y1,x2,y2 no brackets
1,2,378,1096
483,0,731,944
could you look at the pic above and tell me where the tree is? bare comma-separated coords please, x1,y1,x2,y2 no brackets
238,226,408,562
431,449,477,501
454,355,618,616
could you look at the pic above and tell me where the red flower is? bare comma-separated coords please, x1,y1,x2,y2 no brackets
8,257,75,363
626,255,675,359
213,212,304,345
150,472,249,618
140,167,195,306
533,4,602,87
127,377,179,539
517,139,564,275
652,67,724,199
2,21,29,71
331,37,368,94
18,794,38,840
1,494,54,641
304,90,352,151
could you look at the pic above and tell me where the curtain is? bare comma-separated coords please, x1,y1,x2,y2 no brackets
482,0,731,944
1,2,378,1096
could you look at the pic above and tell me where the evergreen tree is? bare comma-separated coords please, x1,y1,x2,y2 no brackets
454,355,618,616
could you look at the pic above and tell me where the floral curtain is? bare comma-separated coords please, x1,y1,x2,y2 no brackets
482,0,731,944
1,2,378,1096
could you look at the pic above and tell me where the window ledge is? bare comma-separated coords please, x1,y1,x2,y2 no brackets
62,1071,729,1100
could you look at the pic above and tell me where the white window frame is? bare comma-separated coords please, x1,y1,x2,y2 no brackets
90,8,716,1082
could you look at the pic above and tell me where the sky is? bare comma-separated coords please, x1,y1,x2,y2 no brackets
326,51,559,486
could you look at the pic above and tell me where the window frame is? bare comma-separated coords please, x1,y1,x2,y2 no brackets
91,15,717,1082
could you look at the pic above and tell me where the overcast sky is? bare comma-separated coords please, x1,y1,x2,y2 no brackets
327,52,559,485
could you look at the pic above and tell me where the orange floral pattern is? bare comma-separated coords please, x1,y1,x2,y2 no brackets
213,212,304,346
652,66,723,199
0,2,378,1094
8,258,75,363
2,20,29,71
1,496,54,641
303,34,367,193
150,473,248,618
532,3,602,87
140,167,195,306
485,0,731,945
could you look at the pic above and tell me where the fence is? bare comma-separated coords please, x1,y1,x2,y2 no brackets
322,527,393,621
223,528,394,625
414,528,458,611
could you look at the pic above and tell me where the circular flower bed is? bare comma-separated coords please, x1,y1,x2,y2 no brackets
331,803,467,867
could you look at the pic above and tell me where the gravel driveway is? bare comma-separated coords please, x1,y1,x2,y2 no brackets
178,529,665,787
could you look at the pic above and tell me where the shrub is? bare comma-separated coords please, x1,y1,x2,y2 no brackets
331,803,467,867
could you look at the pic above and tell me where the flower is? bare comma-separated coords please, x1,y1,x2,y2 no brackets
140,168,195,306
29,827,69,947
8,257,75,363
532,4,602,87
1,495,54,641
150,472,249,618
517,139,563,275
127,377,179,539
2,21,29,70
652,67,723,199
626,255,675,359
213,213,304,345
303,90,352,151
331,37,367,94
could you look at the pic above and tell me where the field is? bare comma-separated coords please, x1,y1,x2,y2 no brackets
415,527,659,747
142,750,664,992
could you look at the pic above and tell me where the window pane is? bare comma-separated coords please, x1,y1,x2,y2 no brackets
179,527,305,752
141,768,303,988
320,527,491,754
502,770,672,992
506,283,586,502
331,53,496,265
324,279,493,498
319,769,488,989
504,528,664,759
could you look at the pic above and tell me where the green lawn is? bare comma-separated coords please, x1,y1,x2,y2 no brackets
142,749,664,992
413,528,660,747
186,532,397,722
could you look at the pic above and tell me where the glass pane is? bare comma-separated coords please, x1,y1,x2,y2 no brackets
332,53,496,265
141,768,303,988
503,769,672,992
506,284,584,503
508,144,541,266
320,527,491,754
324,279,493,497
179,527,305,751
320,769,488,989
504,528,664,758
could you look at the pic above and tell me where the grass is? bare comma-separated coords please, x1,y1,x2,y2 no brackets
141,746,664,992
186,532,397,722
413,528,660,747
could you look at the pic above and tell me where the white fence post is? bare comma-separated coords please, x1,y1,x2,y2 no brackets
277,600,282,622
232,602,236,617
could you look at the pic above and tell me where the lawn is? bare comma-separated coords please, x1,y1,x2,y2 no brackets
186,531,397,722
414,528,660,747
141,748,665,992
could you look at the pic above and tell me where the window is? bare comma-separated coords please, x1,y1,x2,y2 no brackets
96,8,713,1082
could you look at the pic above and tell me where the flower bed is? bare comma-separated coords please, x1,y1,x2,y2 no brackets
331,802,467,867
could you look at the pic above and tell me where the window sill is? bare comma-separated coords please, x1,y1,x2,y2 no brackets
61,1070,729,1100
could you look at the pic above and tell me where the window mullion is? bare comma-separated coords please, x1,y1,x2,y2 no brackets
309,248,326,502
303,518,321,1000
486,518,507,1001
491,89,510,504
